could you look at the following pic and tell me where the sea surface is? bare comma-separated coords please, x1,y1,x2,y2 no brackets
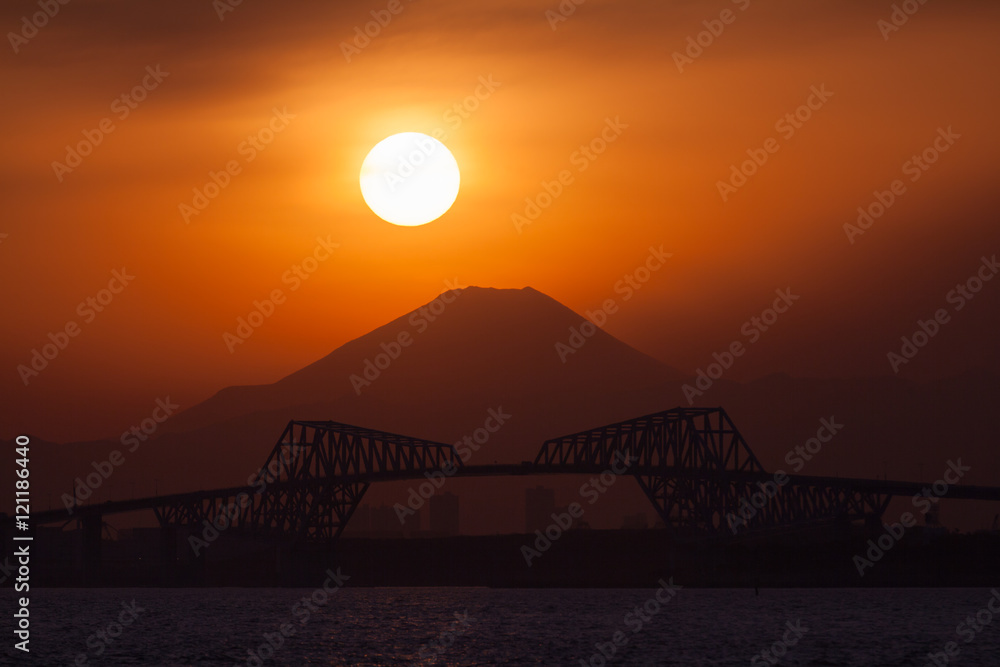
4,587,1000,666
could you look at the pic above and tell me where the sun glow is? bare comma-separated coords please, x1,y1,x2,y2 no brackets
359,132,461,226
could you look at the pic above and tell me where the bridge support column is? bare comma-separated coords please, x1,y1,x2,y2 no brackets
82,512,102,583
160,526,177,583
160,526,176,564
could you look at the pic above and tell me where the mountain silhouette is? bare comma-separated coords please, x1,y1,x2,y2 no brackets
7,287,1000,533
162,286,684,441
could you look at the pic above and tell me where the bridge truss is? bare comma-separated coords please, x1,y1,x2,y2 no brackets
536,407,892,533
152,420,463,542
24,407,999,549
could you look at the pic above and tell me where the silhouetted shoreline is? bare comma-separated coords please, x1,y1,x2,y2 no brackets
16,526,1000,588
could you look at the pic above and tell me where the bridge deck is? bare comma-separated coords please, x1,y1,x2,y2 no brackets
16,463,1000,527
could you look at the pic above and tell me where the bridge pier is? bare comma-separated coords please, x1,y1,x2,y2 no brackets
159,526,176,564
81,512,102,584
865,513,884,533
159,526,177,582
23,409,996,585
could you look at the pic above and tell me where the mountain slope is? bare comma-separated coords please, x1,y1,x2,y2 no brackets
7,287,999,534
161,286,684,440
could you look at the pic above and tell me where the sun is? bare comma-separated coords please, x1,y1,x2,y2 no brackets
359,132,461,227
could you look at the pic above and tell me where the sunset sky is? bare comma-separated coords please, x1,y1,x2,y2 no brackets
3,0,999,442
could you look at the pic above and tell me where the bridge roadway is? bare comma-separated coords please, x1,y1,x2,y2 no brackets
19,462,1000,528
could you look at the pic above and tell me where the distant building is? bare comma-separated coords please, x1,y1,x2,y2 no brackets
430,492,460,535
525,486,556,533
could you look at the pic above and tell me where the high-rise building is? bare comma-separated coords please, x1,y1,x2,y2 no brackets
525,486,555,533
429,492,460,535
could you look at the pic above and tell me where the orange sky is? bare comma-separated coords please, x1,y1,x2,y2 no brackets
2,0,999,441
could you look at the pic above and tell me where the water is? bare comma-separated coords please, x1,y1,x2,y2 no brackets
4,587,1000,665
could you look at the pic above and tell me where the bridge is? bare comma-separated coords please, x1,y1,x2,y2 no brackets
10,407,1000,570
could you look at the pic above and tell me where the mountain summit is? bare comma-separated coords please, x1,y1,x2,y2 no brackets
9,287,1000,533
7,286,688,530
162,285,683,449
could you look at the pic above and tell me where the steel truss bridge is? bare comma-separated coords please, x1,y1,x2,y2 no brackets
12,408,1000,562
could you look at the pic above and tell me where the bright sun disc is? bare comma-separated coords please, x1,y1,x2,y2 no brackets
359,132,460,226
